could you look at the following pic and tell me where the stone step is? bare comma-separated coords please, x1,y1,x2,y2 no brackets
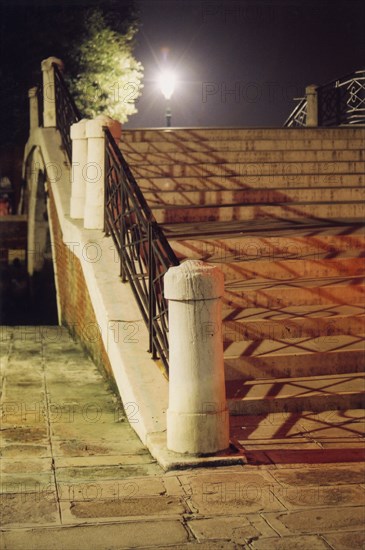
222,276,365,309
225,372,365,415
121,127,365,142
138,173,365,192
120,137,364,154
132,160,365,178
145,187,365,208
169,230,365,264
152,201,365,224
224,336,365,380
218,257,364,282
124,149,364,166
222,305,365,339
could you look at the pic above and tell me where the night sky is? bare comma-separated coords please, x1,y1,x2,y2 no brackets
126,0,365,128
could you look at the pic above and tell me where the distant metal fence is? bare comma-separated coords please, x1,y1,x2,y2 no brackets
284,69,365,127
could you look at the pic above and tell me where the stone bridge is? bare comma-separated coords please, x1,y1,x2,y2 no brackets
20,58,365,467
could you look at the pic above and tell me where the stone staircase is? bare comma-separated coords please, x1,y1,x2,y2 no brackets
120,127,365,417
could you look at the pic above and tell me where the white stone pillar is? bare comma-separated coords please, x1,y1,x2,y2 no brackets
306,84,318,127
41,57,64,128
70,119,88,219
84,115,122,230
28,87,39,131
164,260,229,455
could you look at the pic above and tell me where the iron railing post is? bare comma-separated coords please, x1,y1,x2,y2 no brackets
148,221,157,359
120,172,126,282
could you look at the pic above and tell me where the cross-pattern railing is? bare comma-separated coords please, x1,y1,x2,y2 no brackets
53,64,82,161
284,69,365,127
104,128,179,374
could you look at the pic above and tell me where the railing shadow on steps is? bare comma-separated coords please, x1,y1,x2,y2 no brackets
284,69,365,127
104,127,180,375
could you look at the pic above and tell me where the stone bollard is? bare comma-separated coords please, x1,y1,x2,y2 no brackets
306,84,318,127
28,88,39,131
41,57,64,128
84,115,122,230
70,119,88,219
164,260,229,454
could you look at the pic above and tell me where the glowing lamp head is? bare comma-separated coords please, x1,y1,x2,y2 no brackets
158,70,176,100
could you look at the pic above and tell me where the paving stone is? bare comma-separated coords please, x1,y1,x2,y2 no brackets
322,530,365,549
51,433,146,457
0,520,189,549
0,443,51,458
1,458,52,474
0,492,60,527
54,453,156,468
55,462,161,483
56,476,165,502
1,401,46,424
60,495,187,523
272,483,365,510
162,475,185,496
0,425,49,444
264,447,365,465
241,441,320,451
250,534,330,549
179,472,285,515
156,543,237,550
187,515,276,544
269,464,365,486
1,473,55,490
264,506,365,535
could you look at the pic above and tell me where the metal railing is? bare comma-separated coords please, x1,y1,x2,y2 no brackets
104,128,179,374
284,97,307,127
53,64,82,161
284,69,365,127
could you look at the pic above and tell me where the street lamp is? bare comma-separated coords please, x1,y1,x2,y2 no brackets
158,70,176,127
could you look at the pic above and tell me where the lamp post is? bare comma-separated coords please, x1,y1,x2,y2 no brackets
158,70,176,127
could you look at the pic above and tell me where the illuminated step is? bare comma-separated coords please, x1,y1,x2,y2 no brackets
217,257,364,282
120,137,364,154
222,305,365,339
152,201,365,224
222,276,365,309
137,173,365,191
169,230,365,264
131,160,365,178
124,149,364,165
144,187,365,208
225,372,365,414
120,127,365,142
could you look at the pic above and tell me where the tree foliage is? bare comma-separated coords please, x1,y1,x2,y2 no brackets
0,0,143,145
68,9,143,122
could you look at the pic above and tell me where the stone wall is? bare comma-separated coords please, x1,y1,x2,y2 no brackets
48,185,114,382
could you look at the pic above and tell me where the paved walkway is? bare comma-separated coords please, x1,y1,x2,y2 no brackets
1,326,364,549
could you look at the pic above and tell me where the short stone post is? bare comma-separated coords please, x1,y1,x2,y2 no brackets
164,260,229,454
84,115,122,230
70,119,88,219
41,57,64,128
28,87,39,131
306,84,318,127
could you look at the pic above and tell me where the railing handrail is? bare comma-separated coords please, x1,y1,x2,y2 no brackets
53,63,82,161
319,68,365,90
104,127,179,374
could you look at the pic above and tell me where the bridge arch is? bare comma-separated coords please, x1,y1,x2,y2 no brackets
22,146,58,323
